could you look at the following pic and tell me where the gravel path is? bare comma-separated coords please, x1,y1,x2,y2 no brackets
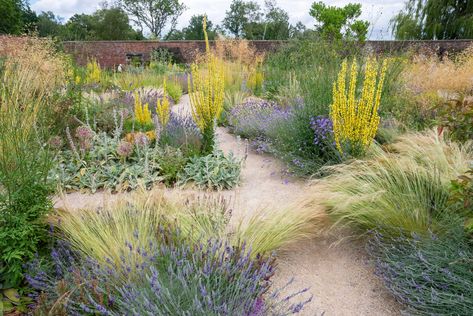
55,95,400,315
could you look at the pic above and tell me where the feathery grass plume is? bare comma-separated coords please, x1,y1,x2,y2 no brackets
0,36,65,286
133,91,152,125
188,16,225,154
232,202,325,257
85,59,102,84
156,79,170,128
55,191,229,277
313,130,473,236
331,57,388,157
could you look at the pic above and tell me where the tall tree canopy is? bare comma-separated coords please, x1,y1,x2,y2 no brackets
222,0,299,39
309,1,369,41
119,0,186,39
34,4,142,41
168,14,218,40
223,0,262,38
392,0,473,39
0,0,36,34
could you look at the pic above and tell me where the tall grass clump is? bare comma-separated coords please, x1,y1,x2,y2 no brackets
0,37,67,287
188,17,225,154
28,192,313,315
315,130,473,236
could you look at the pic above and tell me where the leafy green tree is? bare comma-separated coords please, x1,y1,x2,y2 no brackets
119,0,186,38
168,14,217,40
309,1,369,41
392,0,473,39
62,14,95,40
92,7,143,40
0,0,36,34
223,0,262,38
36,11,63,38
261,0,291,39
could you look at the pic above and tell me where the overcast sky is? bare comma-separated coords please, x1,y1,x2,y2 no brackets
29,0,405,39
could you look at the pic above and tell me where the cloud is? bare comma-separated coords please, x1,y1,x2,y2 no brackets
31,0,102,18
30,0,405,39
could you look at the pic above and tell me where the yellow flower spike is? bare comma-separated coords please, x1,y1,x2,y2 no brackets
330,58,387,157
156,79,170,128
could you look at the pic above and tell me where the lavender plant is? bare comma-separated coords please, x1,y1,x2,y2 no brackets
367,222,473,315
159,112,203,156
26,231,311,316
227,99,291,140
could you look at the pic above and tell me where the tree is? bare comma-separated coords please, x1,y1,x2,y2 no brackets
223,0,262,38
36,11,63,37
168,14,217,40
309,1,369,41
261,0,291,39
63,14,95,40
0,0,36,34
119,0,186,39
92,7,143,40
392,0,473,39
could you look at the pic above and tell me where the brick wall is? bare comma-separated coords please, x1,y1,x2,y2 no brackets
1,36,472,69
61,40,285,68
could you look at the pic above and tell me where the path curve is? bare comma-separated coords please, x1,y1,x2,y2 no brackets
56,95,400,315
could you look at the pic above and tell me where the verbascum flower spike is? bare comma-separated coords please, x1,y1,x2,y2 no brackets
330,58,387,157
156,79,170,128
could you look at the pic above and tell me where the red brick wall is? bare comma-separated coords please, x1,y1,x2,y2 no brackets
61,40,285,68
2,36,472,69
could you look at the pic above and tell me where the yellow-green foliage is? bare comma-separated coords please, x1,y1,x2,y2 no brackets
55,190,319,274
331,58,388,156
85,59,102,84
134,92,152,125
188,16,225,132
246,57,264,95
156,79,170,127
313,130,473,236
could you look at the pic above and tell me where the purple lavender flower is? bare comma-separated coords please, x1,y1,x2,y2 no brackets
228,99,292,140
310,116,334,146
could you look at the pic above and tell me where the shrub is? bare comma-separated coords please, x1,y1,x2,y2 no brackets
165,78,183,103
330,58,388,157
159,112,202,156
367,221,473,315
178,151,241,190
437,95,473,143
449,166,473,233
26,236,310,316
315,130,473,236
227,98,291,140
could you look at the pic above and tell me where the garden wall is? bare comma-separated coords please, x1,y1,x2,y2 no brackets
1,36,472,68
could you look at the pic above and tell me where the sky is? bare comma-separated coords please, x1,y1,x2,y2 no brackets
29,0,406,39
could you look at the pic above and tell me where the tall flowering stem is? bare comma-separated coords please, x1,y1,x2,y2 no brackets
188,16,225,154
134,91,152,125
330,58,388,157
156,79,170,128
85,59,101,84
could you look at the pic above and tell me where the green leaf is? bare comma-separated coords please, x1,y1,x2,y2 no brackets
3,289,20,303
